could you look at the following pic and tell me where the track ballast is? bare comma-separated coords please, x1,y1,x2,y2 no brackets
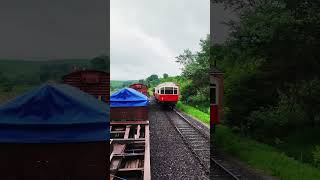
165,107,241,180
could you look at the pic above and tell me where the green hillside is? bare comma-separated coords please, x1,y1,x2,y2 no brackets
0,59,91,80
110,80,138,93
0,58,109,104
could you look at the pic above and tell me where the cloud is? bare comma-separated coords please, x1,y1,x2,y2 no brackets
111,0,209,80
0,0,107,60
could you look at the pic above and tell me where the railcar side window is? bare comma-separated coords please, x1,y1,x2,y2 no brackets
174,88,178,94
160,88,165,94
165,87,174,94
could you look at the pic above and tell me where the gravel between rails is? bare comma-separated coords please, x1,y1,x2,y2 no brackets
149,102,208,180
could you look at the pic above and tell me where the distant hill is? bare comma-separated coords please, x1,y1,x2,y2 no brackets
111,80,139,93
0,58,110,104
0,59,91,80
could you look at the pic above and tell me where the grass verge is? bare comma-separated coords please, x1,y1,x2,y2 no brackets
276,127,320,166
214,125,320,180
176,101,210,125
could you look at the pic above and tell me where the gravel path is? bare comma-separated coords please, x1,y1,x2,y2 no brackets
149,102,208,180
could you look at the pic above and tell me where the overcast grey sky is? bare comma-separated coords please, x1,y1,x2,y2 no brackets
0,0,108,60
211,2,237,44
110,0,209,80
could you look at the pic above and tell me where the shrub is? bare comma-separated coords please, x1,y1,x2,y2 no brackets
247,96,306,142
312,146,320,168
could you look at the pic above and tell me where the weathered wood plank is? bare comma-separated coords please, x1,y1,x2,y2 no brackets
111,121,149,125
135,125,141,139
118,168,144,171
144,125,151,180
124,126,131,139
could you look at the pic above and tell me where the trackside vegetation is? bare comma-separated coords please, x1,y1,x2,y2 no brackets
176,102,210,126
209,0,320,174
215,125,320,180
175,101,320,179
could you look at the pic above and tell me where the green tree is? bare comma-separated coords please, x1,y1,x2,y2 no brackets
146,74,159,87
175,35,211,110
90,55,110,72
211,0,320,135
138,79,145,84
163,73,169,79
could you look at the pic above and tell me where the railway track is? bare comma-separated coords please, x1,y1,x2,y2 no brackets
164,107,241,180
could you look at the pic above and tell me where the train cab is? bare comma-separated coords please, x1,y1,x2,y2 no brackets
154,82,179,107
210,67,224,129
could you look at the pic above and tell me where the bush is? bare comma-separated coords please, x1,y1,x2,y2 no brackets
312,146,320,168
243,79,320,142
247,94,306,142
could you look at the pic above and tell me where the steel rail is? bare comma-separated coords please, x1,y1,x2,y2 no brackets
164,108,210,175
171,107,241,180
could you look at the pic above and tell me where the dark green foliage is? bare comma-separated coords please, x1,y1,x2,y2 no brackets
0,59,91,96
0,72,13,92
138,79,145,84
175,35,211,112
163,73,169,79
211,0,320,144
146,74,160,88
313,146,320,168
90,55,110,72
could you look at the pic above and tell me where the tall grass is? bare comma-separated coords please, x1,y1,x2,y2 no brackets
176,101,210,125
215,125,320,180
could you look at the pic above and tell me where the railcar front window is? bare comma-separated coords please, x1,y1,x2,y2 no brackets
174,88,178,94
165,87,174,94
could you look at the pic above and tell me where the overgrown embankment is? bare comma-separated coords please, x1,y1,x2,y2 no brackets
176,101,320,180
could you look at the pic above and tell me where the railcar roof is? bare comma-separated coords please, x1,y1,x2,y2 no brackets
155,82,178,88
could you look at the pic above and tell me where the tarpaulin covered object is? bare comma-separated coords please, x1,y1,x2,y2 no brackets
110,88,149,107
0,83,109,143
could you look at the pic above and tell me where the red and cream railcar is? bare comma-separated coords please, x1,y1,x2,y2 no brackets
129,83,148,96
154,82,179,107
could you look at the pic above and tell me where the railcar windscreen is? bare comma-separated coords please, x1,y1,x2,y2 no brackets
165,87,174,94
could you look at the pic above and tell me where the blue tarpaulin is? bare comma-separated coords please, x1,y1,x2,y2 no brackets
110,88,149,107
0,83,109,143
